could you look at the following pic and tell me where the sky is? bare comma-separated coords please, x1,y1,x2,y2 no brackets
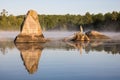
0,0,120,15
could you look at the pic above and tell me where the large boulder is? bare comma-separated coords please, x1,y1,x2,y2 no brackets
14,10,46,42
86,30,110,40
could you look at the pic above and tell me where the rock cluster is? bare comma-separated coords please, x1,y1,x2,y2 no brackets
14,10,110,42
64,26,110,41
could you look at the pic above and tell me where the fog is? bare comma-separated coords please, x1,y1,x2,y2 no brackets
43,31,120,40
0,31,120,40
0,31,19,41
103,32,120,40
43,31,75,40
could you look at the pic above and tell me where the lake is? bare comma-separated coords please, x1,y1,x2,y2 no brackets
0,31,120,80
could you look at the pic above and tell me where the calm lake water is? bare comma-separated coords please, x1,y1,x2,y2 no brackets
0,31,120,80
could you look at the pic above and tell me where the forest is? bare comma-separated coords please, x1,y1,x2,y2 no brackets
0,9,120,31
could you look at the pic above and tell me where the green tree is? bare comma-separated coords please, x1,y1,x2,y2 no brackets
111,11,118,21
93,13,104,23
0,9,8,17
84,12,93,24
104,12,112,22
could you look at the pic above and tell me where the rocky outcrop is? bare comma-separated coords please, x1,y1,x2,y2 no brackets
86,30,110,40
74,26,90,41
15,43,43,74
64,26,110,41
14,10,46,42
64,26,90,41
72,32,90,41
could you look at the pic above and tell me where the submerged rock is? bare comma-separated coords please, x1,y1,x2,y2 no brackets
14,10,46,42
86,30,110,40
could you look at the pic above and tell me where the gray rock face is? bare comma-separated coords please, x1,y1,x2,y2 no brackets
15,10,46,42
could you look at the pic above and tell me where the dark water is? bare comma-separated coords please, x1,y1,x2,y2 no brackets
0,32,120,80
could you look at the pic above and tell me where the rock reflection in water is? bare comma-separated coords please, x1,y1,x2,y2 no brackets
0,40,120,55
66,41,89,55
15,43,43,74
66,40,120,54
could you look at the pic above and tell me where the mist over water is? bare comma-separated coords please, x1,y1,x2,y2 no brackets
0,31,19,39
0,31,120,41
102,32,120,40
43,31,75,40
43,31,120,41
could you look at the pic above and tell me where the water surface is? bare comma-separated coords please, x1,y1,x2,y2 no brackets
0,31,120,80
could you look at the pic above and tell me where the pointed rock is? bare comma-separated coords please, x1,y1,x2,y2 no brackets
15,10,46,42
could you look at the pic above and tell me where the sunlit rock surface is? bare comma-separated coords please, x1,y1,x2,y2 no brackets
15,43,43,74
72,32,90,41
64,26,110,41
64,26,90,41
73,26,90,41
86,30,110,40
14,10,46,42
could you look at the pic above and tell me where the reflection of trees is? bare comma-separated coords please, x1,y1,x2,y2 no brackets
104,44,120,54
0,40,15,54
67,40,120,55
1,40,120,55
87,41,120,54
15,43,43,74
1,39,119,75
43,41,74,50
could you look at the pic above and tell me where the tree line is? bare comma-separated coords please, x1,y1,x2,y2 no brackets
0,9,120,31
